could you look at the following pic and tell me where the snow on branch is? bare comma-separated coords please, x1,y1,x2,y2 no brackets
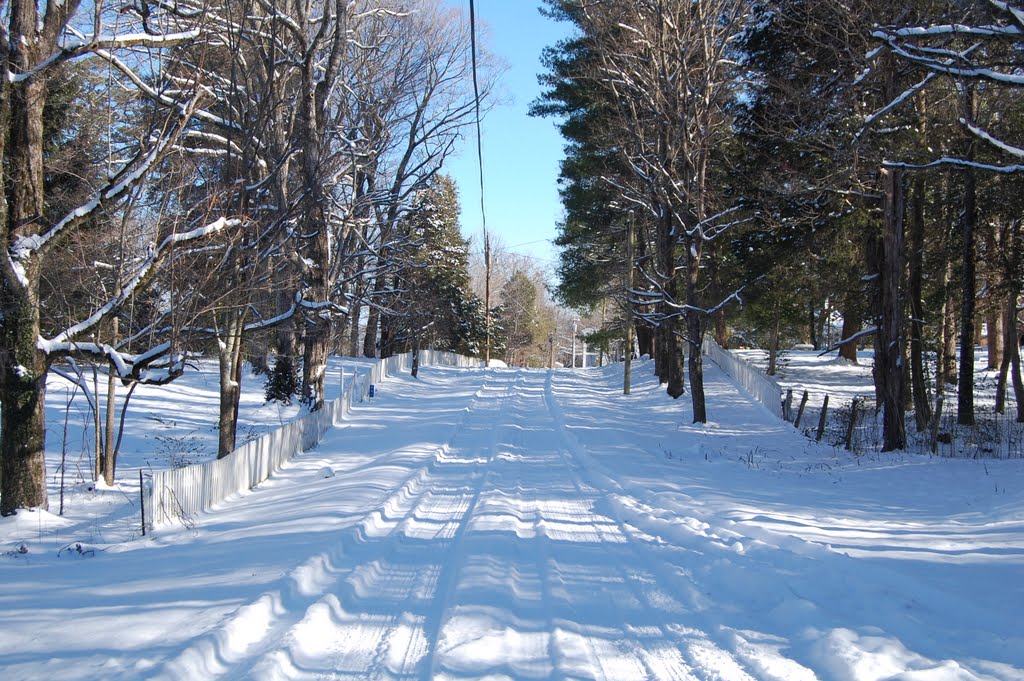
38,217,241,351
10,92,205,272
7,30,202,84
856,69,941,142
879,23,1020,38
988,0,1024,29
818,326,879,356
963,119,1024,159
93,48,237,132
876,34,1024,86
883,157,1024,173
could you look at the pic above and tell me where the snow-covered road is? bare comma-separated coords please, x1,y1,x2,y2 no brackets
2,362,1023,680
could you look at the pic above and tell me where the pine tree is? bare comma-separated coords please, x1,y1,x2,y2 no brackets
384,176,486,359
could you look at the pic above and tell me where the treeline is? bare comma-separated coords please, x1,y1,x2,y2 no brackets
0,1,499,515
534,0,1024,449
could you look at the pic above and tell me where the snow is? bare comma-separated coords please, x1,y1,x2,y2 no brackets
1,355,1022,680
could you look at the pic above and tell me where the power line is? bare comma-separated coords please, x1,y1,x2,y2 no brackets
469,0,492,366
468,0,486,233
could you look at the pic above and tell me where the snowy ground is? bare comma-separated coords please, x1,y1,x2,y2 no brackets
732,349,876,405
2,358,1023,680
734,346,1009,407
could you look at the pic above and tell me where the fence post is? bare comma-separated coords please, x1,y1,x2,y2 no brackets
139,469,146,536
845,397,861,451
794,390,809,428
783,389,793,421
930,395,944,454
816,394,830,442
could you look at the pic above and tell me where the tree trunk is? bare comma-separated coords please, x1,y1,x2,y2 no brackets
808,299,819,350
997,291,1014,414
987,308,1003,371
1,27,50,513
838,292,861,363
878,167,907,450
708,244,728,347
217,315,246,459
103,371,117,485
958,168,977,425
654,323,668,382
685,224,706,420
658,207,684,398
348,297,362,357
302,329,329,411
767,309,780,376
957,84,977,425
909,175,930,431
636,322,654,358
362,270,386,358
939,259,958,393
0,296,49,515
1012,323,1024,424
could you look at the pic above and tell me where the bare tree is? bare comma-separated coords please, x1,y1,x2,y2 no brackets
0,0,245,514
571,0,749,421
358,0,499,360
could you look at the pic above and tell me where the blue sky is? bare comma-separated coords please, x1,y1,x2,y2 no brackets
442,1,573,274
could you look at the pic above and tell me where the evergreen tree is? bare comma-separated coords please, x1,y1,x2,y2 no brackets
383,176,486,359
497,271,542,366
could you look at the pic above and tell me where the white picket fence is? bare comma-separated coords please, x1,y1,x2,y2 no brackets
147,350,482,528
702,338,784,418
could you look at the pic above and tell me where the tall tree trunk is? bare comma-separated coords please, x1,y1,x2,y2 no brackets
0,29,50,514
808,299,819,350
636,323,654,358
297,49,333,410
987,308,1003,371
996,291,1015,414
999,219,1024,421
348,299,362,356
654,319,667,382
708,244,728,347
939,259,959,393
909,175,930,431
687,311,706,422
1011,321,1024,424
879,167,907,450
686,238,706,422
102,317,119,483
0,294,48,515
302,328,329,411
958,156,977,423
217,314,246,459
956,83,977,424
865,228,886,407
658,207,684,398
838,292,861,363
362,271,386,358
767,308,780,376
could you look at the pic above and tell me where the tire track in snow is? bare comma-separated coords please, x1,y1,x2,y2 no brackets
540,370,801,681
249,369,522,680
417,370,532,679
428,370,703,680
150,370,515,681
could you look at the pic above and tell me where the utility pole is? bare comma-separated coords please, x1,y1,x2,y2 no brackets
548,333,555,369
484,231,492,367
624,213,635,395
571,319,577,368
